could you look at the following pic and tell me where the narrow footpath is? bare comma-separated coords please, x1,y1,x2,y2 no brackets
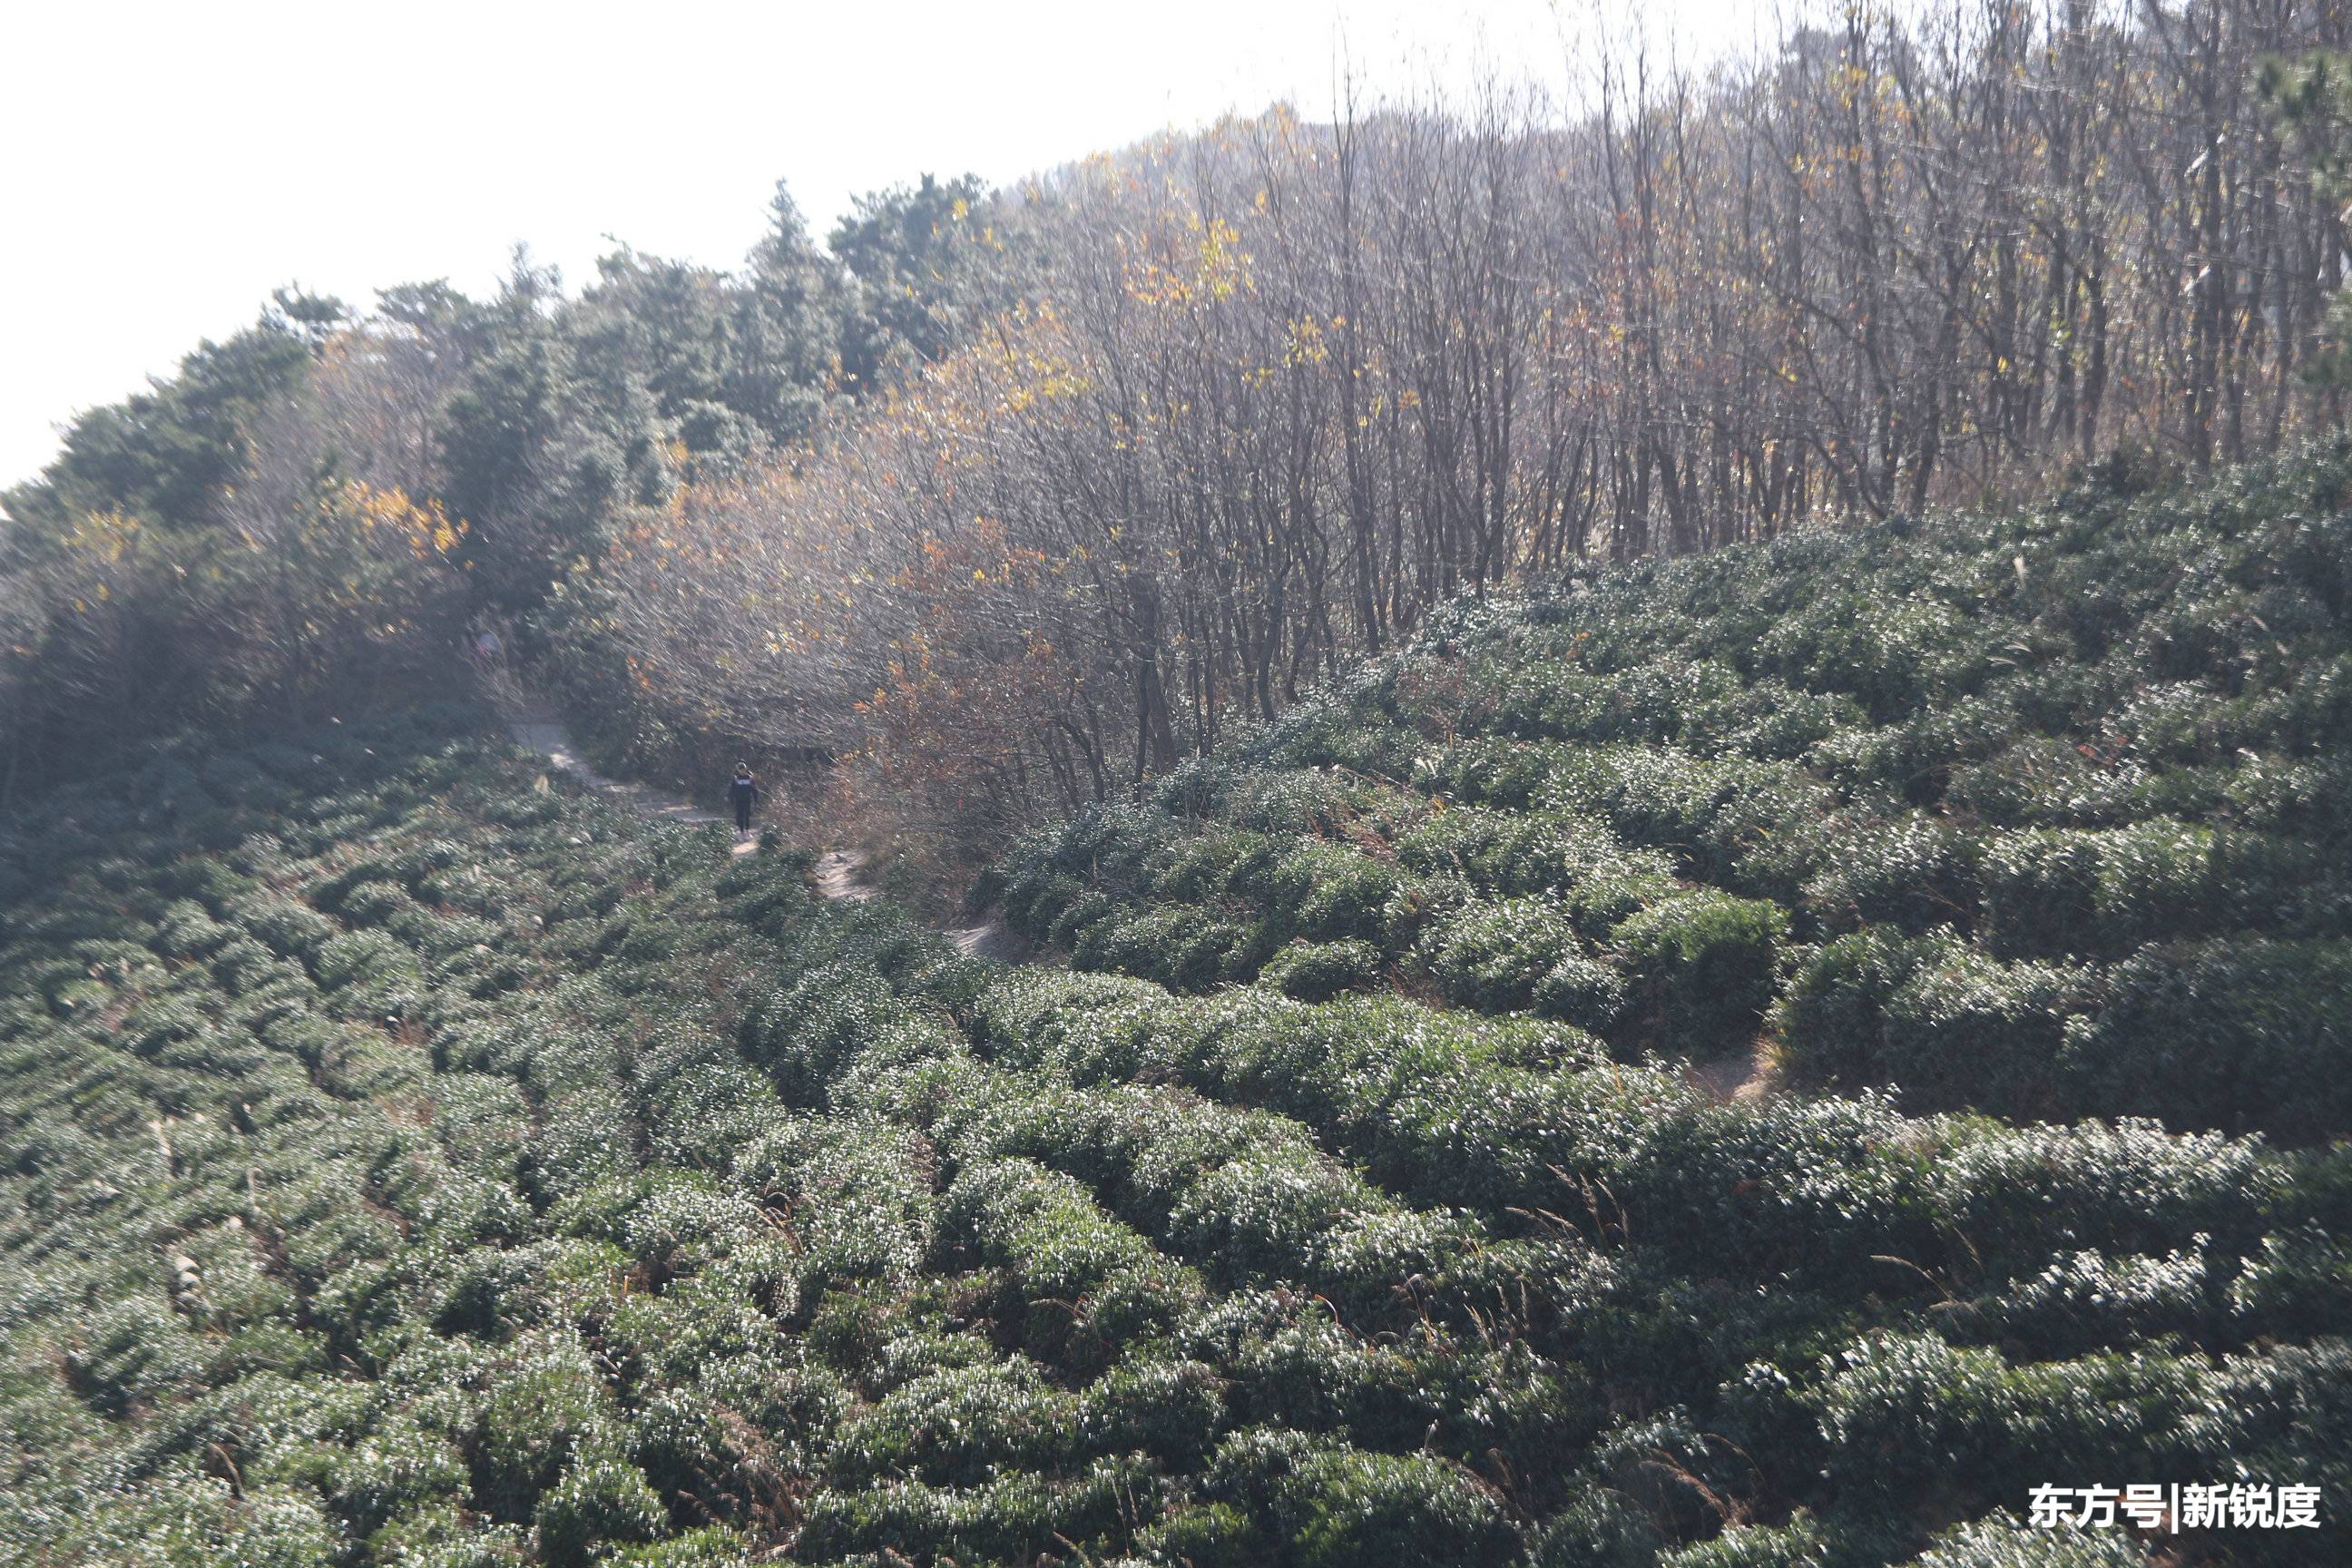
499,681,1022,957
812,848,1027,961
502,688,739,840
498,683,1758,1085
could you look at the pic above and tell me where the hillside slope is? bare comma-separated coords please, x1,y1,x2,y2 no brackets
1,461,2348,1567
991,449,2352,1143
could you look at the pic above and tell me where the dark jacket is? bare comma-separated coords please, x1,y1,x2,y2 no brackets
728,774,759,809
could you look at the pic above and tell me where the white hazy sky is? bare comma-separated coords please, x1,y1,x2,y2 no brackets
0,0,1755,488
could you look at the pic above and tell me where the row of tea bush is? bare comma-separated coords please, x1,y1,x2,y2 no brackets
985,450,2352,1141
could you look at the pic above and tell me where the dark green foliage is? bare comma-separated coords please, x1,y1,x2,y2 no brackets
1961,1246,2210,1358
4,321,310,536
1534,952,1631,1032
831,173,1039,387
1527,1488,1669,1568
0,165,1036,794
1073,901,1260,991
0,716,814,1563
1800,812,1979,934
2230,1226,2352,1340
1784,926,2352,1134
1421,895,1583,1012
1612,893,1788,1055
1259,938,1384,1002
1977,828,2106,956
1776,931,2083,1115
1202,1428,1521,1568
534,1450,668,1565
2062,937,2352,1141
1264,839,1414,945
1907,1513,2148,1567
924,457,2352,1561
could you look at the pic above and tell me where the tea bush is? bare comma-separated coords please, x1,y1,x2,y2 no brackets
1612,893,1788,1055
2057,936,2352,1141
1257,937,1383,1002
1200,1427,1521,1568
1421,895,1583,1013
1263,838,1415,945
1776,931,2085,1114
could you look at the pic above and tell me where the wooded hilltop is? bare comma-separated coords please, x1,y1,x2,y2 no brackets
11,0,2352,858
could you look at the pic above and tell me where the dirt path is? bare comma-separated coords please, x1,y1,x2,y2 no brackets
499,686,751,853
809,848,1027,961
499,681,1022,956
1683,1042,1775,1105
810,849,877,902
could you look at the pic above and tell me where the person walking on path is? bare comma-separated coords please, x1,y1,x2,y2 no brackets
728,763,761,841
469,625,504,674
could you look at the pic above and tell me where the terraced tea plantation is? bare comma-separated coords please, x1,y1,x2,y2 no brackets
995,453,2352,1144
2,456,2348,1568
